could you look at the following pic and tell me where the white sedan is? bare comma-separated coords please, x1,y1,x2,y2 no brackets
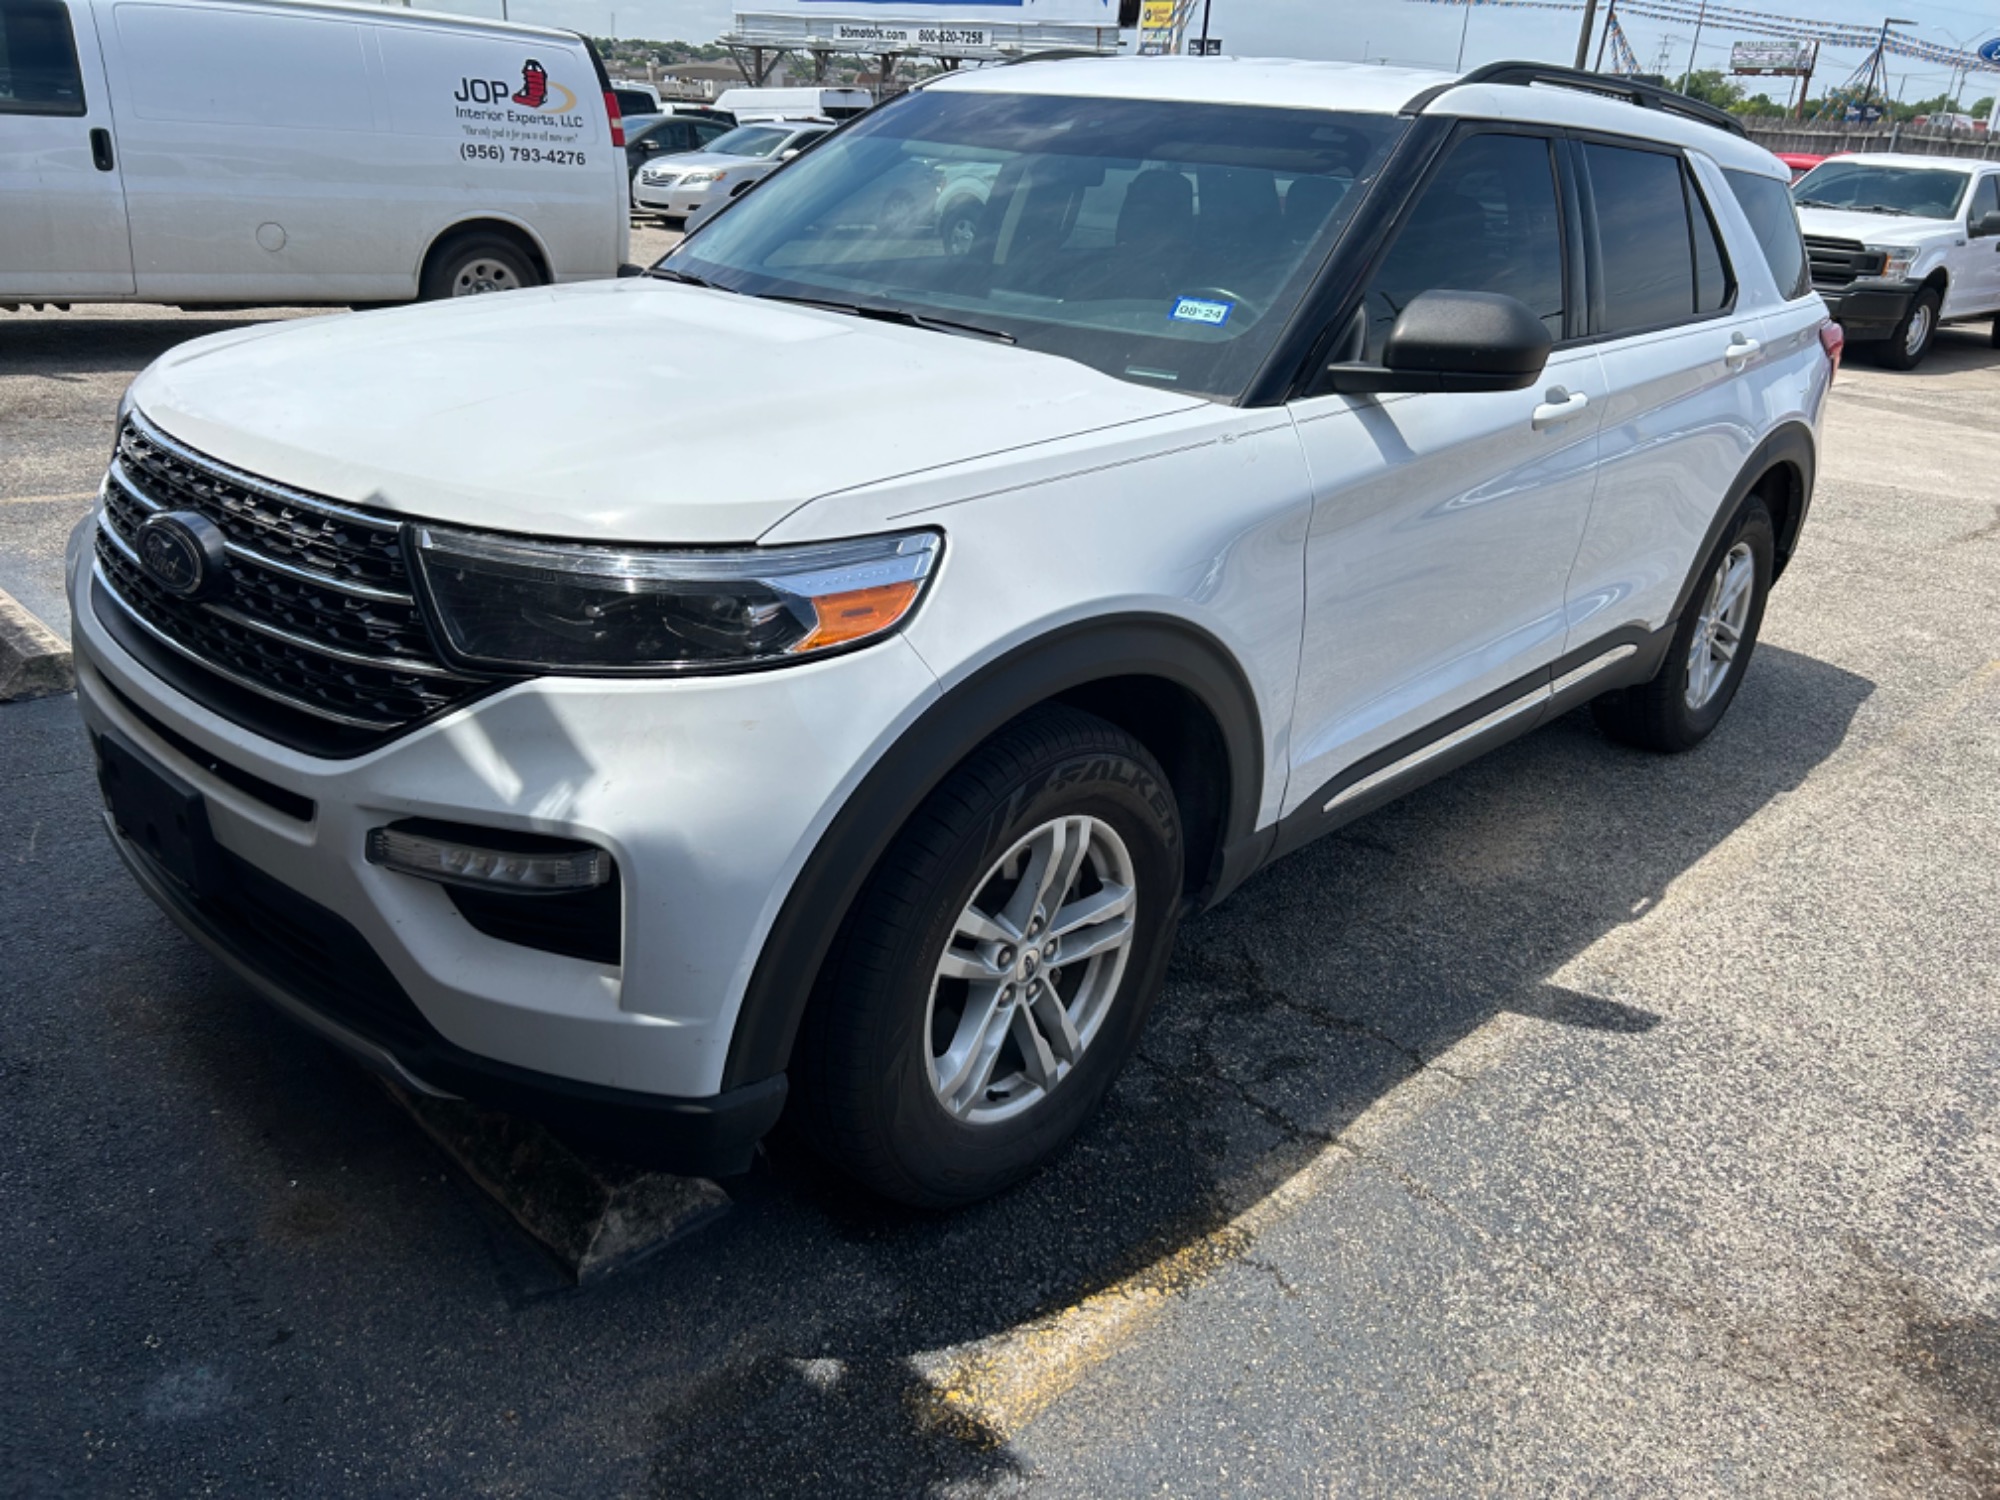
633,121,833,226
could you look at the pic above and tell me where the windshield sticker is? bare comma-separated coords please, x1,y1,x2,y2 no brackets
1170,297,1233,327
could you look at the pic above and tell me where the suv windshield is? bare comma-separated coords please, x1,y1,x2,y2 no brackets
706,125,799,158
663,90,1406,399
1792,161,1970,220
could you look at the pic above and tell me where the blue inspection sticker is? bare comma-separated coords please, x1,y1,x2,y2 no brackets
1170,296,1233,327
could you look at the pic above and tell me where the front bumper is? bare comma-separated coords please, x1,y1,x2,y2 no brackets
1817,281,1918,341
66,509,943,1164
632,179,719,218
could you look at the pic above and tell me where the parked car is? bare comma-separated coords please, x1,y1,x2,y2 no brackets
633,119,833,225
1774,150,1827,182
625,113,736,181
715,85,870,121
0,0,629,307
70,58,1832,1207
610,82,661,123
1793,153,2000,366
618,98,734,144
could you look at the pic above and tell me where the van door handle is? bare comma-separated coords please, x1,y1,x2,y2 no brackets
89,128,114,172
1724,333,1761,368
1530,388,1590,429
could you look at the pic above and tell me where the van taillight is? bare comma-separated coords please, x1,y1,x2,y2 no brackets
603,90,625,148
1819,320,1844,373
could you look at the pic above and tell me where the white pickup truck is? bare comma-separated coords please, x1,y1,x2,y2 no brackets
1793,152,2000,368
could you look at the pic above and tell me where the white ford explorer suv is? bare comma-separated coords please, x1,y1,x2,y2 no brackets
1793,152,2000,368
68,58,1835,1206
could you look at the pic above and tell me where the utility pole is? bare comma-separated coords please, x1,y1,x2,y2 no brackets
1680,0,1709,92
1198,0,1213,54
1574,0,1599,70
1457,0,1473,70
1594,0,1617,72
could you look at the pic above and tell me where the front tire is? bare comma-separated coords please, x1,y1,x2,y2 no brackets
793,707,1183,1207
1877,286,1940,370
1592,496,1774,753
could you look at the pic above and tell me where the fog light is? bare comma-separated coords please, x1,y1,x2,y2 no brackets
366,824,610,894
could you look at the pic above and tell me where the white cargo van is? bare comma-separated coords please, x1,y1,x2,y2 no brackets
713,86,871,121
0,0,630,306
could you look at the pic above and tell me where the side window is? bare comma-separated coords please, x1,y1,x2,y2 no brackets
1583,143,1695,335
1969,175,2000,227
1723,169,1810,300
1360,132,1565,362
0,0,85,116
1687,167,1732,315
695,121,727,144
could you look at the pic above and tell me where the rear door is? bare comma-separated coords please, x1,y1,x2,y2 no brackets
1284,127,1610,810
1560,138,1766,647
0,0,133,296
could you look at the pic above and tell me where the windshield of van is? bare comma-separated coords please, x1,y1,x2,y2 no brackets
661,90,1406,400
706,125,798,159
1793,161,1970,220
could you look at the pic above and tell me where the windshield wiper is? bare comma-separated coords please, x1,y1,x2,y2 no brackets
1857,204,1917,216
758,293,1016,345
1793,197,1842,209
647,266,733,290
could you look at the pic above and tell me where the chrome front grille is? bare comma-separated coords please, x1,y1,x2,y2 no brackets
93,412,486,743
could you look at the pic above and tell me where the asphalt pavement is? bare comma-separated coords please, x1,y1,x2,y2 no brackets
1,292,1996,1497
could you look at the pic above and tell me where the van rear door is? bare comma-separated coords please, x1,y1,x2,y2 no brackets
0,0,134,297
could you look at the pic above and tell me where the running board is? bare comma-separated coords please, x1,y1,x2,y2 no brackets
1323,643,1637,815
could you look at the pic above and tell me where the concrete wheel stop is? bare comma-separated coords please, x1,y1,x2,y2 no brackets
378,1081,733,1282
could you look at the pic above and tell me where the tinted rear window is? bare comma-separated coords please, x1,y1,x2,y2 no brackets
1725,169,1810,300
614,89,655,116
1585,143,1696,335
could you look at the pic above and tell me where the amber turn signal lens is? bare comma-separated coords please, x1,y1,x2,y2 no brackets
794,580,923,652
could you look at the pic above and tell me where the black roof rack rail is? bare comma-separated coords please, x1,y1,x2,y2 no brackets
1403,61,1748,138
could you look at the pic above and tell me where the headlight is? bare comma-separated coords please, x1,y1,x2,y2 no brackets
1865,245,1917,280
639,167,676,185
412,528,940,674
678,168,727,186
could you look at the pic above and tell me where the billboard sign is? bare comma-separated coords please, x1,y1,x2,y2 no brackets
1731,40,1816,74
732,0,1122,57
1979,37,2000,64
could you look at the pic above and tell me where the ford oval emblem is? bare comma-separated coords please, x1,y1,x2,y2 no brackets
137,511,229,600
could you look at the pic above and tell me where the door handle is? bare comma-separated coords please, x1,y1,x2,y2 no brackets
1724,333,1761,368
1530,388,1590,429
89,128,114,172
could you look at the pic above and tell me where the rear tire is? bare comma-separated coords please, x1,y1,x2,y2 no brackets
793,707,1183,1207
419,231,541,301
1877,286,1940,370
1592,496,1775,754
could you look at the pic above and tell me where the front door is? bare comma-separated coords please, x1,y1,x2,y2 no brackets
1284,128,1606,814
1961,173,2000,316
0,0,134,297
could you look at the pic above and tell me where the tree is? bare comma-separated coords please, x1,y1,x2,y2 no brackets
1679,70,1745,108
1732,91,1789,118
1971,96,1995,121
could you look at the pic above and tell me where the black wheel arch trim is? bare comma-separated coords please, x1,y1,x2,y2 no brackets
1682,422,1816,603
720,613,1266,1090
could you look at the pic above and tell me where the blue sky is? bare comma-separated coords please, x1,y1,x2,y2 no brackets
408,0,2000,103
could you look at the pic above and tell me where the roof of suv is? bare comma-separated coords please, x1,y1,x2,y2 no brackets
931,55,1784,177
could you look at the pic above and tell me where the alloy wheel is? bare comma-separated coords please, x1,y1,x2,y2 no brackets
1685,541,1756,711
925,815,1137,1125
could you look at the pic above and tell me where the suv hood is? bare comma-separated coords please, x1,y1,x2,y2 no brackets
128,279,1204,544
1793,206,1959,244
